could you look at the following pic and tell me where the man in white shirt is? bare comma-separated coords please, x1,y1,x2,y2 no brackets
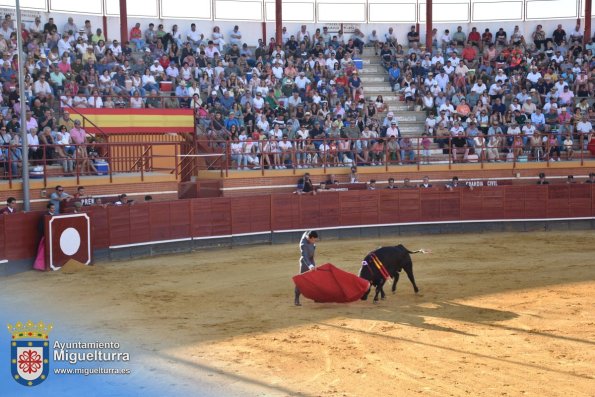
229,25,242,46
447,53,460,67
187,23,204,50
494,69,507,83
252,91,265,110
471,80,487,95
521,120,535,145
57,33,71,57
325,52,338,70
551,51,563,64
109,40,122,58
29,17,43,38
150,59,164,75
33,75,53,97
278,135,293,166
384,27,397,47
165,62,179,79
526,67,542,85
287,91,302,109
439,99,455,116
435,69,449,91
488,81,503,99
431,50,444,66
522,97,537,115
576,114,593,148
297,25,310,43
87,90,103,108
294,72,311,91
443,61,455,75
423,72,436,88
272,61,284,80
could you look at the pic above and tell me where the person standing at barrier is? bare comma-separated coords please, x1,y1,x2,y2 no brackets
0,197,17,214
49,185,71,215
295,230,319,306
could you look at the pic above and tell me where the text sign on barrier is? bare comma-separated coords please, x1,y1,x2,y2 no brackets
324,23,360,34
45,214,92,271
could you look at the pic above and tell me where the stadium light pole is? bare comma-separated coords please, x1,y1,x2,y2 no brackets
16,0,30,211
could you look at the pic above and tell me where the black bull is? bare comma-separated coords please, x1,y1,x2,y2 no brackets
358,245,420,302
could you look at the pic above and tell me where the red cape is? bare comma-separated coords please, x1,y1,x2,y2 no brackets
292,263,370,303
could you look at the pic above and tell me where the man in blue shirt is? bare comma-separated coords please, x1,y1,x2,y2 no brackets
388,63,400,91
224,111,240,131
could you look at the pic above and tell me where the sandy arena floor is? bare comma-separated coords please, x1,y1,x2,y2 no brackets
2,230,594,396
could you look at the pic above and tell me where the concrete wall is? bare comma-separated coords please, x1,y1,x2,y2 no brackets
12,7,594,47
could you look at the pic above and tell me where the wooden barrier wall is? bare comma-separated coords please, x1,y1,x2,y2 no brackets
1,185,594,262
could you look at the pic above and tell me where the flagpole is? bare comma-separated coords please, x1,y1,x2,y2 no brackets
16,0,30,211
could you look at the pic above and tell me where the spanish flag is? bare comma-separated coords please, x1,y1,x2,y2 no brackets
72,109,195,134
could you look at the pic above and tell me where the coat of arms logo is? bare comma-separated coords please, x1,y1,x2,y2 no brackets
7,320,52,387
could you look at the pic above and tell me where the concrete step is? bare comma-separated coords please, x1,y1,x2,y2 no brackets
360,65,384,73
362,47,379,56
365,94,402,102
398,125,426,135
360,55,381,62
363,85,392,92
396,112,427,122
360,72,389,78
390,105,414,112
360,76,389,83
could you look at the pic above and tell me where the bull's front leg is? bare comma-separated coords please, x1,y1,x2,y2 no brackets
373,279,385,303
361,285,372,300
391,272,400,293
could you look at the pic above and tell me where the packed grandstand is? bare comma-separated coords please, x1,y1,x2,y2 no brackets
1,14,595,176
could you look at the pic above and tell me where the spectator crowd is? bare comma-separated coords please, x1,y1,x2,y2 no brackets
1,15,595,177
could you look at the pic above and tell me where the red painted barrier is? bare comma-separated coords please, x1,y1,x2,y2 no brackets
1,185,594,265
0,216,5,260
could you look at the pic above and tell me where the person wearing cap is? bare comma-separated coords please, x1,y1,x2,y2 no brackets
252,90,265,111
294,71,311,93
386,120,400,139
382,111,396,129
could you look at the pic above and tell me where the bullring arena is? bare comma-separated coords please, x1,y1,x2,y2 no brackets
1,0,595,395
2,230,594,396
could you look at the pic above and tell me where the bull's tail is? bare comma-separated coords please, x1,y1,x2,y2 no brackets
398,244,431,255
409,248,431,254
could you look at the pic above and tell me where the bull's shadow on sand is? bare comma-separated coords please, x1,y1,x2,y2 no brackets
308,298,517,336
